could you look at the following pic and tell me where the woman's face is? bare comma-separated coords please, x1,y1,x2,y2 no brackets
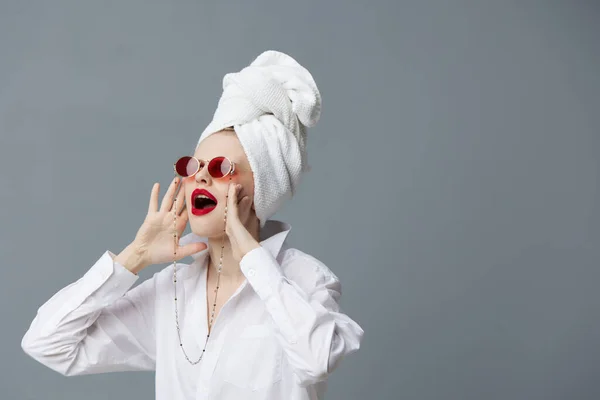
183,129,256,238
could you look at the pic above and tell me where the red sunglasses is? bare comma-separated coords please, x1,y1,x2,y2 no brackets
173,156,236,179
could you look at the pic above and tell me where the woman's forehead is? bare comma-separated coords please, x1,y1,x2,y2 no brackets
194,131,247,161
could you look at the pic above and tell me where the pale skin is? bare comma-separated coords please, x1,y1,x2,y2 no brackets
114,129,262,324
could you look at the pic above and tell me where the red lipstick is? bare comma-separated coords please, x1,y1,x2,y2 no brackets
191,188,218,216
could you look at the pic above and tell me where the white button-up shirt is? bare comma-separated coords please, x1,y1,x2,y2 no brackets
21,220,364,399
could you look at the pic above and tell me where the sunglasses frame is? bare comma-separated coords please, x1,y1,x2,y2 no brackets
173,156,236,179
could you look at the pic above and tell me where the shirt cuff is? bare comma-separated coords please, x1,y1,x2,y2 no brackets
78,250,139,305
239,246,284,299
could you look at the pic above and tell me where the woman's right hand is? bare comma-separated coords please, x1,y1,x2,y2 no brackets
117,177,208,274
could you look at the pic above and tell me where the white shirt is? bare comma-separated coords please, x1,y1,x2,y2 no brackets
21,220,364,399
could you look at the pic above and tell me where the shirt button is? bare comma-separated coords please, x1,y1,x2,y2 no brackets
247,269,256,277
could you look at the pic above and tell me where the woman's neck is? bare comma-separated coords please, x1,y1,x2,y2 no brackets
207,236,242,282
206,219,260,284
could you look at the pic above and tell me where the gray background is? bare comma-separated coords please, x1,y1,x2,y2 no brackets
1,1,599,399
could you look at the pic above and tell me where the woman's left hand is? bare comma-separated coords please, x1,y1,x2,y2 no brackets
225,182,261,262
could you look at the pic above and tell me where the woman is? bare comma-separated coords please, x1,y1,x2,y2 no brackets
21,50,364,399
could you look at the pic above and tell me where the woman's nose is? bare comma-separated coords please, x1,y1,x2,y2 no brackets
194,164,212,184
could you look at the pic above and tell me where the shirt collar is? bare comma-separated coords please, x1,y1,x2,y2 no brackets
178,219,291,266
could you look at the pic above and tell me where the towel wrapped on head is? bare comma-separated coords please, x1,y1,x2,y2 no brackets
196,50,322,227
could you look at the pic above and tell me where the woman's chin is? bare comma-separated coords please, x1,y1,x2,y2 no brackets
189,214,225,239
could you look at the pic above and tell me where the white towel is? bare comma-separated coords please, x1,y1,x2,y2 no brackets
196,50,322,227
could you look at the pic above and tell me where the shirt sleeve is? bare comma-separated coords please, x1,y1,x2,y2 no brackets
239,246,364,386
21,250,157,376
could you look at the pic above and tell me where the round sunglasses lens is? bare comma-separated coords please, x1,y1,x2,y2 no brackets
208,157,231,178
175,157,199,177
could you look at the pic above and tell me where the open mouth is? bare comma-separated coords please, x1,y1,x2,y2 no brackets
191,188,218,216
